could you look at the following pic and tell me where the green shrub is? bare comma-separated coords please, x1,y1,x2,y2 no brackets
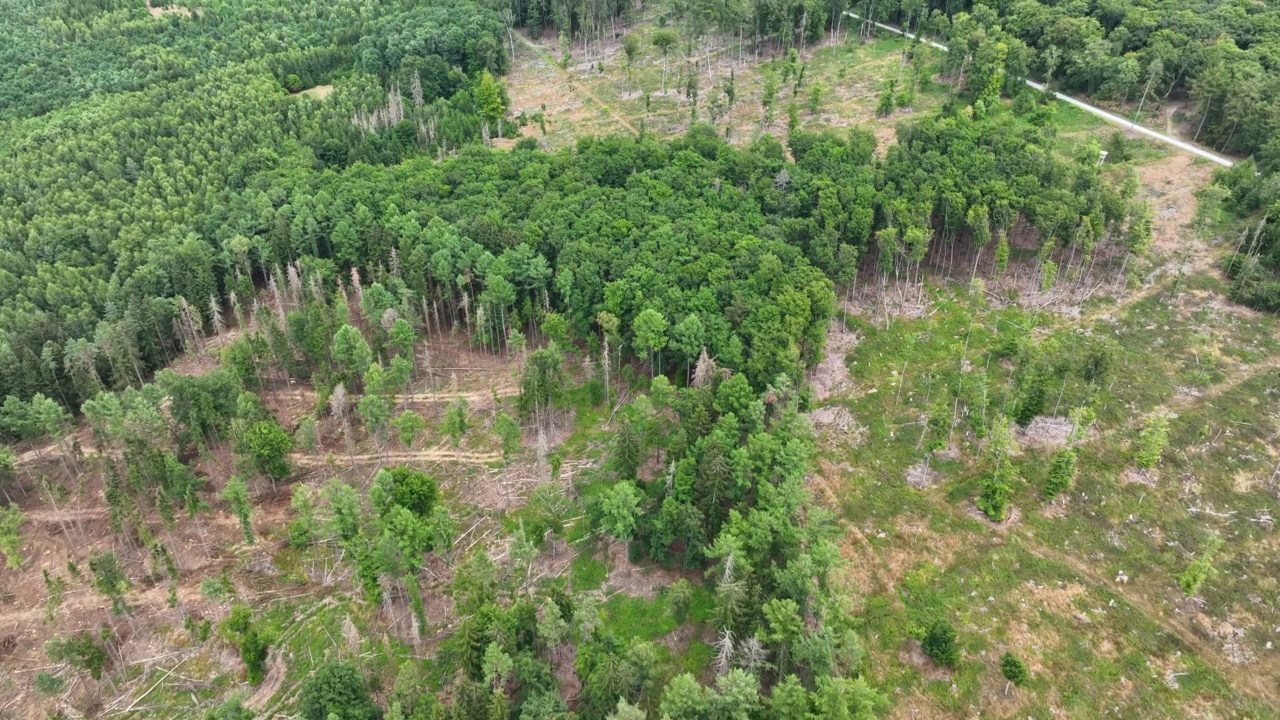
299,660,381,720
977,467,1017,522
1044,448,1077,500
922,619,959,668
34,671,65,694
45,630,109,680
1178,536,1223,596
667,579,693,622
241,628,270,685
1135,413,1170,469
1000,652,1028,685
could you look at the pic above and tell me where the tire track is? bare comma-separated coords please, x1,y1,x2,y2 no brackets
513,31,639,136
290,446,502,468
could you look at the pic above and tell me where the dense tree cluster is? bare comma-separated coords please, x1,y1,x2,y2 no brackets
0,0,515,410
0,0,489,120
355,4,510,79
0,97,1146,416
604,373,878,699
328,370,889,720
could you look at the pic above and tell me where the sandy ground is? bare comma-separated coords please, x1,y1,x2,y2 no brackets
810,319,859,401
147,4,193,17
298,85,334,100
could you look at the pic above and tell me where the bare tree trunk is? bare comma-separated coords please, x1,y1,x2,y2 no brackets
1193,100,1212,142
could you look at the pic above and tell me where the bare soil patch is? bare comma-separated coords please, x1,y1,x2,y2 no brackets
904,461,940,489
1122,468,1160,487
1136,154,1214,258
883,689,953,720
1040,494,1071,519
1015,415,1085,451
809,406,863,443
810,319,859,401
993,618,1052,674
602,539,686,599
883,521,966,589
1025,580,1088,617
244,651,288,711
291,447,501,470
1232,469,1268,494
297,85,334,100
872,125,897,157
168,329,244,377
829,524,884,597
899,638,952,681
147,4,194,17
811,459,853,511
965,501,1021,532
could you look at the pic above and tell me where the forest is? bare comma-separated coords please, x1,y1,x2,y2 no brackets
0,96,1146,409
2,0,1280,717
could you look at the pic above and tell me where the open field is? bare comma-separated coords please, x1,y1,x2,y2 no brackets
505,19,1172,162
807,144,1280,714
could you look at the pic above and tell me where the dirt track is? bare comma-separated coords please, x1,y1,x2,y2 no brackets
290,446,502,468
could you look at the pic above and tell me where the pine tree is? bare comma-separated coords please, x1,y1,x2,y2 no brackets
493,413,521,463
922,619,959,668
1044,448,1077,499
1135,412,1170,469
1000,652,1029,686
0,504,23,568
221,475,254,545
392,410,427,450
46,631,110,681
441,398,469,447
474,71,507,139
288,485,317,547
89,550,131,615
994,230,1010,277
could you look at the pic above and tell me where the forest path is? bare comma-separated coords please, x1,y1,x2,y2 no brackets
271,382,518,408
1047,153,1219,337
22,507,108,523
1010,534,1280,706
0,582,208,633
1168,352,1280,410
514,31,640,136
845,12,1235,168
290,445,502,469
835,475,1280,708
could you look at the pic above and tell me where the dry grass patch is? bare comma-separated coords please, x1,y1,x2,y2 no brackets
829,524,885,597
147,4,194,17
883,688,954,720
898,638,952,682
881,520,966,589
297,85,334,100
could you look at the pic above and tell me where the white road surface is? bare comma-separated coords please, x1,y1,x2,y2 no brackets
845,12,1236,168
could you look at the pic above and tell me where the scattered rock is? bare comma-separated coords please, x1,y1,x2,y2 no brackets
905,461,940,489
1015,416,1081,450
1123,468,1160,487
809,321,859,401
810,406,856,433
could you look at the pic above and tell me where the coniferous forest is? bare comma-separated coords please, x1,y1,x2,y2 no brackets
4,0,1280,718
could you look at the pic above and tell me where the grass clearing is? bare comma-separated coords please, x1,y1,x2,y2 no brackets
817,155,1280,712
506,17,1123,153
